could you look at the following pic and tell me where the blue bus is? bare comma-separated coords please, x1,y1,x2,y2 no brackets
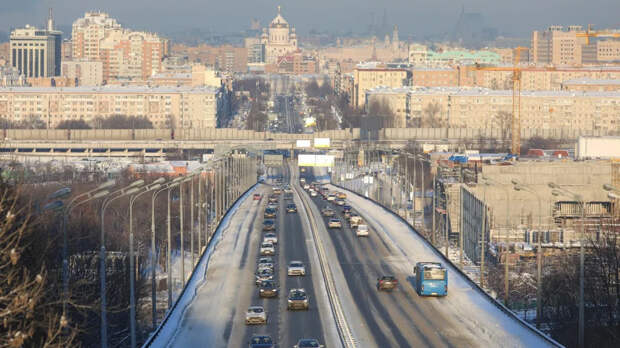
413,262,448,296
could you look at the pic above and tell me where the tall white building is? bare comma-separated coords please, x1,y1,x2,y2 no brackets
261,6,298,64
9,10,62,78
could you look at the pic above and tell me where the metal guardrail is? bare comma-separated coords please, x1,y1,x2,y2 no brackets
331,182,564,348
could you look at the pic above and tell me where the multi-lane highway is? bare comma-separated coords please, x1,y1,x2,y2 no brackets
162,165,333,347
156,162,558,348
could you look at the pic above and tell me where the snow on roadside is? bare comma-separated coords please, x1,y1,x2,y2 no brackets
330,184,561,348
143,185,257,347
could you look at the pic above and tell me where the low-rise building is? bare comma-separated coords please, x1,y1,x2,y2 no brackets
0,86,224,128
61,60,104,86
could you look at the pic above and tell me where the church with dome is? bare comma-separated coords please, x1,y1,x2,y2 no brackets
261,6,298,64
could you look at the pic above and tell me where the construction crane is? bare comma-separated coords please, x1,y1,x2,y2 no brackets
462,52,526,155
576,24,620,45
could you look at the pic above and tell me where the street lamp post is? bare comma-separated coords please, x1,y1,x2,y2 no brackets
128,180,163,348
514,182,543,328
99,179,144,348
550,183,586,348
47,180,115,323
150,181,179,328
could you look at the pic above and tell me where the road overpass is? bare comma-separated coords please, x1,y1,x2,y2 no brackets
0,127,608,159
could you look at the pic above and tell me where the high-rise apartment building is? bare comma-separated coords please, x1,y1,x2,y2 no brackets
71,12,168,82
531,25,620,66
72,12,122,61
9,10,62,78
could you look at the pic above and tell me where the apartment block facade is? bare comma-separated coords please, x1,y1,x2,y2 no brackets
61,60,104,86
0,86,223,128
366,86,620,133
353,62,411,108
531,25,620,66
71,12,169,83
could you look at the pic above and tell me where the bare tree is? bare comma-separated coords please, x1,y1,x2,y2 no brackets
20,115,47,129
56,120,91,130
94,115,153,129
421,101,442,127
367,100,397,128
0,185,77,347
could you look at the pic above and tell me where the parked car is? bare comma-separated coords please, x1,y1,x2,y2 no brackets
287,261,306,276
287,288,309,310
356,224,369,237
328,218,342,229
377,275,398,291
245,306,267,325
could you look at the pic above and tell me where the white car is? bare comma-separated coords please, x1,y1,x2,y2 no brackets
310,190,318,197
260,242,275,256
327,194,336,201
303,184,310,190
264,233,278,245
356,224,369,237
245,306,267,325
287,261,306,276
328,218,342,229
350,215,363,228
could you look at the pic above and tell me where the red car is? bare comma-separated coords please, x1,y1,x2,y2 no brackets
253,193,261,201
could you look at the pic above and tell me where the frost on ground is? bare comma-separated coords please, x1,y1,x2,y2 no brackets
330,184,560,348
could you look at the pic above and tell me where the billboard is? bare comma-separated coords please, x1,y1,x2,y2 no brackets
296,139,311,148
314,138,330,148
298,154,335,167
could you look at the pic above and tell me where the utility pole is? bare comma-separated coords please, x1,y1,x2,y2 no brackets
180,181,185,286
459,186,464,268
432,174,436,245
480,185,487,289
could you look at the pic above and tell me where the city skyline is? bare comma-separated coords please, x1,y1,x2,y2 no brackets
2,0,620,39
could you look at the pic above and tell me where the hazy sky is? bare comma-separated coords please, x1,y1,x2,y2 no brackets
2,0,619,38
